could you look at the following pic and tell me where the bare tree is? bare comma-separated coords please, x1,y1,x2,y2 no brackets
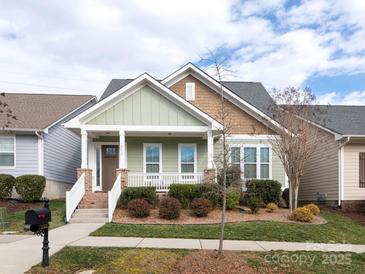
0,93,17,129
267,87,327,212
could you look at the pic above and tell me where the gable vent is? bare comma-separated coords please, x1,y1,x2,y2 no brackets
185,82,195,101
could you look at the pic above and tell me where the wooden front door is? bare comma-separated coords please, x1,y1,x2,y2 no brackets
102,145,119,191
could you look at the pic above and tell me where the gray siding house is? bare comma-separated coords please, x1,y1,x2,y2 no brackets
0,93,96,199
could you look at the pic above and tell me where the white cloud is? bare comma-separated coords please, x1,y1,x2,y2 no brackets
318,91,365,105
318,92,337,104
0,0,365,101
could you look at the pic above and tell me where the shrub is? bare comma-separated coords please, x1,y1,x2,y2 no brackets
190,198,212,217
247,194,262,214
305,203,320,216
127,199,150,218
14,175,45,202
239,192,248,206
246,180,281,205
289,207,314,223
0,174,15,199
217,165,241,187
226,188,240,210
197,183,221,207
159,197,181,219
266,202,279,213
282,188,289,208
168,184,198,209
119,187,158,208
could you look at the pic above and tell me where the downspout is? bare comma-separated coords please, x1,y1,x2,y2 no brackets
338,136,350,206
35,131,44,176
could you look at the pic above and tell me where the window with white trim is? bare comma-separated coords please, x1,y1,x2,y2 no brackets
179,144,196,173
260,147,270,179
360,152,365,188
230,147,241,170
0,136,15,167
144,144,161,173
244,147,257,179
185,82,195,101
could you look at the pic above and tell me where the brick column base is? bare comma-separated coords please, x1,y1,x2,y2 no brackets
77,168,93,193
203,168,216,184
116,168,128,189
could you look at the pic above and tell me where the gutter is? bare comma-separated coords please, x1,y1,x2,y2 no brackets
338,136,350,206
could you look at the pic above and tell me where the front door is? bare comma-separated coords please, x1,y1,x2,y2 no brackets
102,145,119,191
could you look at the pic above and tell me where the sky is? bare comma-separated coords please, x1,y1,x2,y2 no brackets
0,0,365,104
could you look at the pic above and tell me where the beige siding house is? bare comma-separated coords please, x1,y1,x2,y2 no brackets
63,63,287,222
299,105,365,211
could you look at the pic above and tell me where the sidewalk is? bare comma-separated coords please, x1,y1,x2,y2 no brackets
0,223,104,274
70,236,365,253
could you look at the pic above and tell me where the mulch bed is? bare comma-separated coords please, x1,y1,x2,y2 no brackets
113,208,326,225
0,199,41,213
171,250,273,274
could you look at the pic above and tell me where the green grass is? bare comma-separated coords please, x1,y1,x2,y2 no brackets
0,200,65,234
91,211,365,244
27,247,365,274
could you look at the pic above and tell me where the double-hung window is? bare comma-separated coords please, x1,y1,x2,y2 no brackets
230,146,241,170
179,144,196,180
260,147,270,179
144,144,161,176
0,136,15,168
243,147,257,179
360,152,365,188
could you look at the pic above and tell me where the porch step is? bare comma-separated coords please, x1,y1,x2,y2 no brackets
70,208,108,223
79,192,108,208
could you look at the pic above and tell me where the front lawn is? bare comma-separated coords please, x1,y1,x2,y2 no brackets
27,247,365,274
0,199,65,234
92,211,365,244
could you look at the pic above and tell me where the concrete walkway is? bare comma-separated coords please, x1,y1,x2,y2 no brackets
0,223,104,274
70,236,365,254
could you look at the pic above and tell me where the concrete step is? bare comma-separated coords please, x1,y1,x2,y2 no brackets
69,217,108,223
75,208,108,214
79,202,108,208
72,212,108,218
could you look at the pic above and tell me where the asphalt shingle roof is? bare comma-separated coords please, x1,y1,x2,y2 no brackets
0,93,94,130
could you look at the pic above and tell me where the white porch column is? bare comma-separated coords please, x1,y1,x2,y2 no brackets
207,129,214,169
81,129,88,168
119,129,126,168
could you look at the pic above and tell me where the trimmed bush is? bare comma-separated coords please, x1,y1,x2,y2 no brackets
305,203,320,216
127,199,150,218
168,184,198,209
119,187,158,208
14,175,45,202
217,165,241,187
0,174,15,199
247,194,262,214
226,188,240,210
282,188,289,208
266,202,279,213
190,198,212,217
197,183,221,207
159,197,181,219
246,179,281,205
239,192,248,206
289,207,314,223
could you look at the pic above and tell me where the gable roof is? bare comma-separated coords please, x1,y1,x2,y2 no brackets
0,93,95,131
99,79,134,101
299,105,365,136
65,73,222,130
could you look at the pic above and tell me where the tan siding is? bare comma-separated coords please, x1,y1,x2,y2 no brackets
170,75,274,135
343,144,365,200
299,129,338,201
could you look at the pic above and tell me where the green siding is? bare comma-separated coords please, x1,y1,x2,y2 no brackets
92,137,207,173
213,138,286,186
88,85,204,126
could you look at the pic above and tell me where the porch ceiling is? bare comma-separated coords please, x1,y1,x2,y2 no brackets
88,130,208,138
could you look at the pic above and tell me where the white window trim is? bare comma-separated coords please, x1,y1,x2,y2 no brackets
178,143,197,174
229,144,272,180
0,135,16,169
185,82,195,101
143,143,162,173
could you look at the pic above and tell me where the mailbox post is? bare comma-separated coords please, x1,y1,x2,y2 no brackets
24,198,52,267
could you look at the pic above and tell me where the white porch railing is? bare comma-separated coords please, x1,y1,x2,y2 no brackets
65,173,85,222
128,172,204,192
108,173,122,222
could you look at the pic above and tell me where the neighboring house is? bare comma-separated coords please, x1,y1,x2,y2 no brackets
64,63,287,222
0,93,96,199
299,105,365,211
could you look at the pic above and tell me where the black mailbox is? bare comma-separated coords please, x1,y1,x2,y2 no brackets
24,208,51,232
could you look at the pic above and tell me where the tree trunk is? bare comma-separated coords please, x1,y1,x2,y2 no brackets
218,187,226,255
289,182,293,213
293,184,299,210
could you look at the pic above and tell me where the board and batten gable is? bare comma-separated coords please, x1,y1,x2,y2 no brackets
343,144,365,200
0,134,38,176
169,75,275,135
87,85,205,126
299,129,339,202
44,99,95,184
